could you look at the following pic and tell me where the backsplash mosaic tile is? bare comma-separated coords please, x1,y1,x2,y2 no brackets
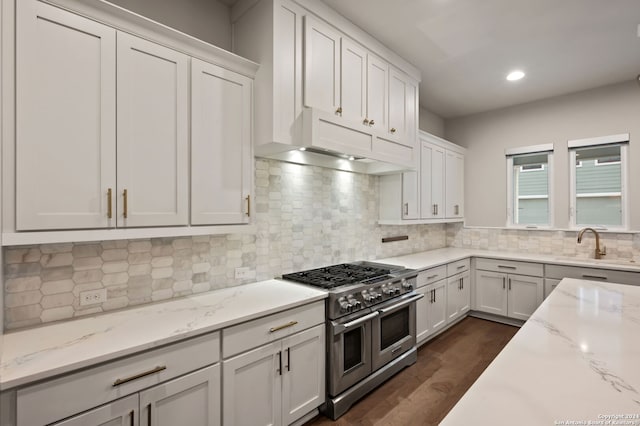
447,223,640,261
3,159,447,330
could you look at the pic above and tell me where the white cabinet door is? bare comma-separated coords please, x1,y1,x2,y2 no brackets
223,342,282,426
340,38,367,123
366,53,387,131
303,16,340,113
544,278,561,299
429,280,448,333
459,272,471,315
388,68,417,146
420,141,445,219
415,285,431,344
16,1,116,230
475,270,508,316
281,325,325,425
140,365,220,426
116,32,189,227
52,394,138,426
401,171,419,219
191,58,252,225
507,275,544,320
445,151,464,218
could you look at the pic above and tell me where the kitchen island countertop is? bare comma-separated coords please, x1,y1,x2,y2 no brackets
441,277,640,425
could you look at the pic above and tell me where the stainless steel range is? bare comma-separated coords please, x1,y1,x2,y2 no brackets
283,261,422,419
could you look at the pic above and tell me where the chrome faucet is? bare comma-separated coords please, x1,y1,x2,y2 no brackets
577,227,606,259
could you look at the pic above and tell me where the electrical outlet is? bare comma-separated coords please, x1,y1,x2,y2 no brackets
234,267,254,279
80,288,107,306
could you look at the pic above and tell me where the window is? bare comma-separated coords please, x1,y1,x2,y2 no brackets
506,145,553,227
569,134,629,229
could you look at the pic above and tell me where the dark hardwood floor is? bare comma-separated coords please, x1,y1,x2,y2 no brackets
305,317,518,426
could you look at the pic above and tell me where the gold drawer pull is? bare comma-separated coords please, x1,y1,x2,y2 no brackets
113,365,166,387
269,321,298,333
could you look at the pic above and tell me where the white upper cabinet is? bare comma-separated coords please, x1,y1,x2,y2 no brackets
365,53,388,131
9,0,257,242
340,38,367,123
116,32,189,228
16,1,117,231
379,131,465,224
389,67,418,146
420,140,445,220
445,150,465,218
303,15,341,113
191,59,253,225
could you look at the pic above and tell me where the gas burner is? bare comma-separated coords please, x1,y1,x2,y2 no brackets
283,263,391,289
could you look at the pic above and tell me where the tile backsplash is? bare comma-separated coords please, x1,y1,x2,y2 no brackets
3,159,447,330
447,223,640,261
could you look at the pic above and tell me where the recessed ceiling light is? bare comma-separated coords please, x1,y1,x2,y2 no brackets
506,70,525,81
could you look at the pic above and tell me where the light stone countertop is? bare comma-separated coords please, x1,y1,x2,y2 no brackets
376,247,640,273
0,279,327,391
440,277,640,425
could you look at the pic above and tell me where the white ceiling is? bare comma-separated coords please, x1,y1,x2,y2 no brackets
321,0,640,118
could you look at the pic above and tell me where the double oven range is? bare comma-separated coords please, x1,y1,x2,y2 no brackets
283,262,421,419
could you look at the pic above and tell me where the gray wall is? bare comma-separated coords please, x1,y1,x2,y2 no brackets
419,107,445,138
107,0,232,50
445,80,640,229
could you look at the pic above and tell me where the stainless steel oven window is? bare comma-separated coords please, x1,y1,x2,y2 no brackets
379,308,410,350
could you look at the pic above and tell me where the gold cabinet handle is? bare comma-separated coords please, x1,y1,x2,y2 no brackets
369,119,375,126
123,189,128,218
107,188,113,219
113,365,166,387
269,321,298,333
390,127,396,134
246,194,251,217
335,107,342,115
363,118,370,125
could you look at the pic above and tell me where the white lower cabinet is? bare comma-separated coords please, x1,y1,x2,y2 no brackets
416,279,447,344
222,324,325,426
52,394,139,426
475,270,543,321
16,333,221,426
544,278,561,299
53,366,220,426
446,271,470,323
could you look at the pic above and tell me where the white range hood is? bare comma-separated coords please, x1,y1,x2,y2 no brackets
255,108,417,175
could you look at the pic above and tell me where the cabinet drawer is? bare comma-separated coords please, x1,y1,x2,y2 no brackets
475,258,543,277
546,264,640,285
223,301,325,358
17,332,220,426
447,259,470,276
416,266,447,288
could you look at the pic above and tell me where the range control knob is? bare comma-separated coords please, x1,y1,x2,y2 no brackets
361,290,374,302
368,289,382,300
347,295,361,310
383,285,398,295
338,296,352,313
401,279,413,290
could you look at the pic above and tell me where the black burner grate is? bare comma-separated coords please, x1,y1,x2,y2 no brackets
283,263,392,289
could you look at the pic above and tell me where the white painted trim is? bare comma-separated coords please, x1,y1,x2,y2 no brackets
576,192,622,198
569,144,628,230
504,143,554,156
517,195,549,200
2,225,257,246
567,133,630,148
506,151,553,227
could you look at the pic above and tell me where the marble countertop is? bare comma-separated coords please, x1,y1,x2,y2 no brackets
441,277,640,425
0,279,327,391
377,247,640,273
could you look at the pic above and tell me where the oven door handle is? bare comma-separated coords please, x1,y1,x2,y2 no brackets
332,311,379,335
378,293,424,314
